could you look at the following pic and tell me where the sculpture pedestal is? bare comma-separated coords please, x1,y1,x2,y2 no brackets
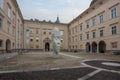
52,53,58,58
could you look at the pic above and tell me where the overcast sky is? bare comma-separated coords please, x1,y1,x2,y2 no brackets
17,0,92,23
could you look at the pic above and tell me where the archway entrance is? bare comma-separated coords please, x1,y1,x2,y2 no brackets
86,43,91,53
43,37,51,52
6,39,11,53
92,42,97,53
99,41,106,53
45,43,50,51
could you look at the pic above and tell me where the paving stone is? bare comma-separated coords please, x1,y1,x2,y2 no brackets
84,60,120,71
87,71,120,80
0,67,95,80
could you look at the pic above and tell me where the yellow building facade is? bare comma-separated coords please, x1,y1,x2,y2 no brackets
68,0,120,53
24,20,68,51
0,0,120,54
0,0,24,54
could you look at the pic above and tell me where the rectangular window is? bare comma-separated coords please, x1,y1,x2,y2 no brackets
80,24,82,31
61,39,63,43
36,29,39,34
0,16,3,28
111,26,117,35
0,40,3,47
36,39,39,42
86,21,89,28
75,37,77,42
110,7,117,19
72,37,74,42
7,22,10,33
12,12,16,23
42,29,46,35
0,0,4,9
12,26,14,35
30,29,33,34
100,29,104,37
111,42,117,48
60,30,64,36
80,34,82,40
73,27,77,34
30,39,33,42
7,6,11,18
99,14,104,23
72,28,74,34
92,32,96,38
76,27,77,33
92,18,96,26
36,45,39,48
86,33,89,39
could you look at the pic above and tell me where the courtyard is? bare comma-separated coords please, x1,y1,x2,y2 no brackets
0,52,120,80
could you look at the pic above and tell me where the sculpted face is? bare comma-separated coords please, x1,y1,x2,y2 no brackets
52,27,61,54
54,36,61,52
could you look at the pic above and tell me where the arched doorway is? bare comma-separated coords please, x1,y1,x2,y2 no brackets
6,39,11,53
43,37,51,52
45,43,50,51
99,41,106,53
86,43,91,53
92,42,97,53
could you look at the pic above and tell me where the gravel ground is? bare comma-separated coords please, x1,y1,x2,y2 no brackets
0,67,95,80
87,71,120,80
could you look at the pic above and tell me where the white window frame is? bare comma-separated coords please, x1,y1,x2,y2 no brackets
110,6,117,19
92,18,96,26
60,30,64,36
86,33,89,39
7,5,11,18
92,31,96,38
99,14,104,23
100,29,104,37
80,34,82,41
111,26,117,35
86,21,89,28
80,23,82,31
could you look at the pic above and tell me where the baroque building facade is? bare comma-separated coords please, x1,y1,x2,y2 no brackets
68,0,120,53
0,0,24,53
24,20,68,51
0,0,120,54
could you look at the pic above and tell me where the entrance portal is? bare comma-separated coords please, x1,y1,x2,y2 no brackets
6,39,11,53
86,43,91,53
45,43,50,51
99,41,106,53
92,42,97,53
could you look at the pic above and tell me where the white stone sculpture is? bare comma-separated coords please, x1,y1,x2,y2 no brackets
52,27,61,57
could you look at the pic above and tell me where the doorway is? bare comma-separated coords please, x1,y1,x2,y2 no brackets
6,39,11,53
45,43,50,51
99,41,106,53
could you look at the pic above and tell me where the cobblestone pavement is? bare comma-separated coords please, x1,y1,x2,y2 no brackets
0,51,120,80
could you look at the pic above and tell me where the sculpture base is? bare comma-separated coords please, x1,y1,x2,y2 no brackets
52,53,58,58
